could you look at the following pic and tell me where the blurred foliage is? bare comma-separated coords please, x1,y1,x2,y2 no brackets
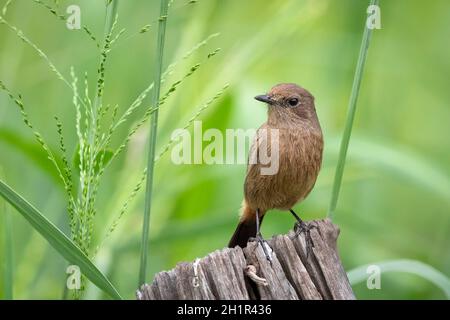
0,0,449,299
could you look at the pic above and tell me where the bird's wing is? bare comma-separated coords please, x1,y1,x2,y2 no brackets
244,124,273,197
246,124,269,173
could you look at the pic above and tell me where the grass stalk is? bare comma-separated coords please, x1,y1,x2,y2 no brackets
3,211,13,300
1,169,13,300
327,0,378,219
71,0,119,298
88,0,118,146
104,0,119,38
82,0,118,243
139,0,169,286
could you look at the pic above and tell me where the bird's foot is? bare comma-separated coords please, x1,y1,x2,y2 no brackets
249,233,273,263
291,220,316,259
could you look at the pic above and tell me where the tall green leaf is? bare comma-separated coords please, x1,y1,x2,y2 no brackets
1,210,13,300
348,259,450,299
328,0,378,219
0,170,13,300
0,179,122,300
139,0,169,286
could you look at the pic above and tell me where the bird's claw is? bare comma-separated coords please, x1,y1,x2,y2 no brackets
291,221,316,259
249,233,273,263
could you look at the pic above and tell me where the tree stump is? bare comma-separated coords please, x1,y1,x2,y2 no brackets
137,218,355,300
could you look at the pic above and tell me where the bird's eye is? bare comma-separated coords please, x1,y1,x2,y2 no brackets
288,98,299,107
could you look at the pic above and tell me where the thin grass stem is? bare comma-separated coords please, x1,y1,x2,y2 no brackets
327,0,378,220
139,0,169,286
0,168,13,300
80,0,119,253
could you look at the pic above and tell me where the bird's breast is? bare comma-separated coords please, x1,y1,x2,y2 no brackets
244,125,323,211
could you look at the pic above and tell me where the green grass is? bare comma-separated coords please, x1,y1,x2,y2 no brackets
140,0,173,286
0,0,139,298
0,179,121,299
348,259,450,299
0,0,228,299
0,0,448,300
328,0,379,220
2,211,13,300
0,170,13,300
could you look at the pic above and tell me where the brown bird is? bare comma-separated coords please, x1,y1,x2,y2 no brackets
228,83,323,257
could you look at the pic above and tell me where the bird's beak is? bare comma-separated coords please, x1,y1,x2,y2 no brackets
254,94,274,105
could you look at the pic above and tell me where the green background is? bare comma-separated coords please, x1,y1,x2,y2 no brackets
0,0,449,299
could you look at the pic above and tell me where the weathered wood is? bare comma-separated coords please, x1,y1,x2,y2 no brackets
137,218,355,300
270,235,322,300
175,262,215,299
199,248,249,299
243,241,298,300
288,219,355,300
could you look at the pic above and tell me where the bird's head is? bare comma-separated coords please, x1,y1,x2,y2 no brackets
254,83,318,124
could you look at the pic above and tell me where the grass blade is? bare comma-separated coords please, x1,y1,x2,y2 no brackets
2,211,13,300
2,0,12,16
0,171,13,300
139,0,169,286
328,0,378,219
0,179,122,300
347,259,450,299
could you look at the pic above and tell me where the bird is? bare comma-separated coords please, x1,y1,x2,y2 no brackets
228,83,323,258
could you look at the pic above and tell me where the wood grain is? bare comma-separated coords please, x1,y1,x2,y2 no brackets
137,219,355,300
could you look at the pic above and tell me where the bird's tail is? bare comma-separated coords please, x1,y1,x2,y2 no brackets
228,203,265,248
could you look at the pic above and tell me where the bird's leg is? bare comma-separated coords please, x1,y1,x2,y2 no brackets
249,209,272,263
289,209,316,258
